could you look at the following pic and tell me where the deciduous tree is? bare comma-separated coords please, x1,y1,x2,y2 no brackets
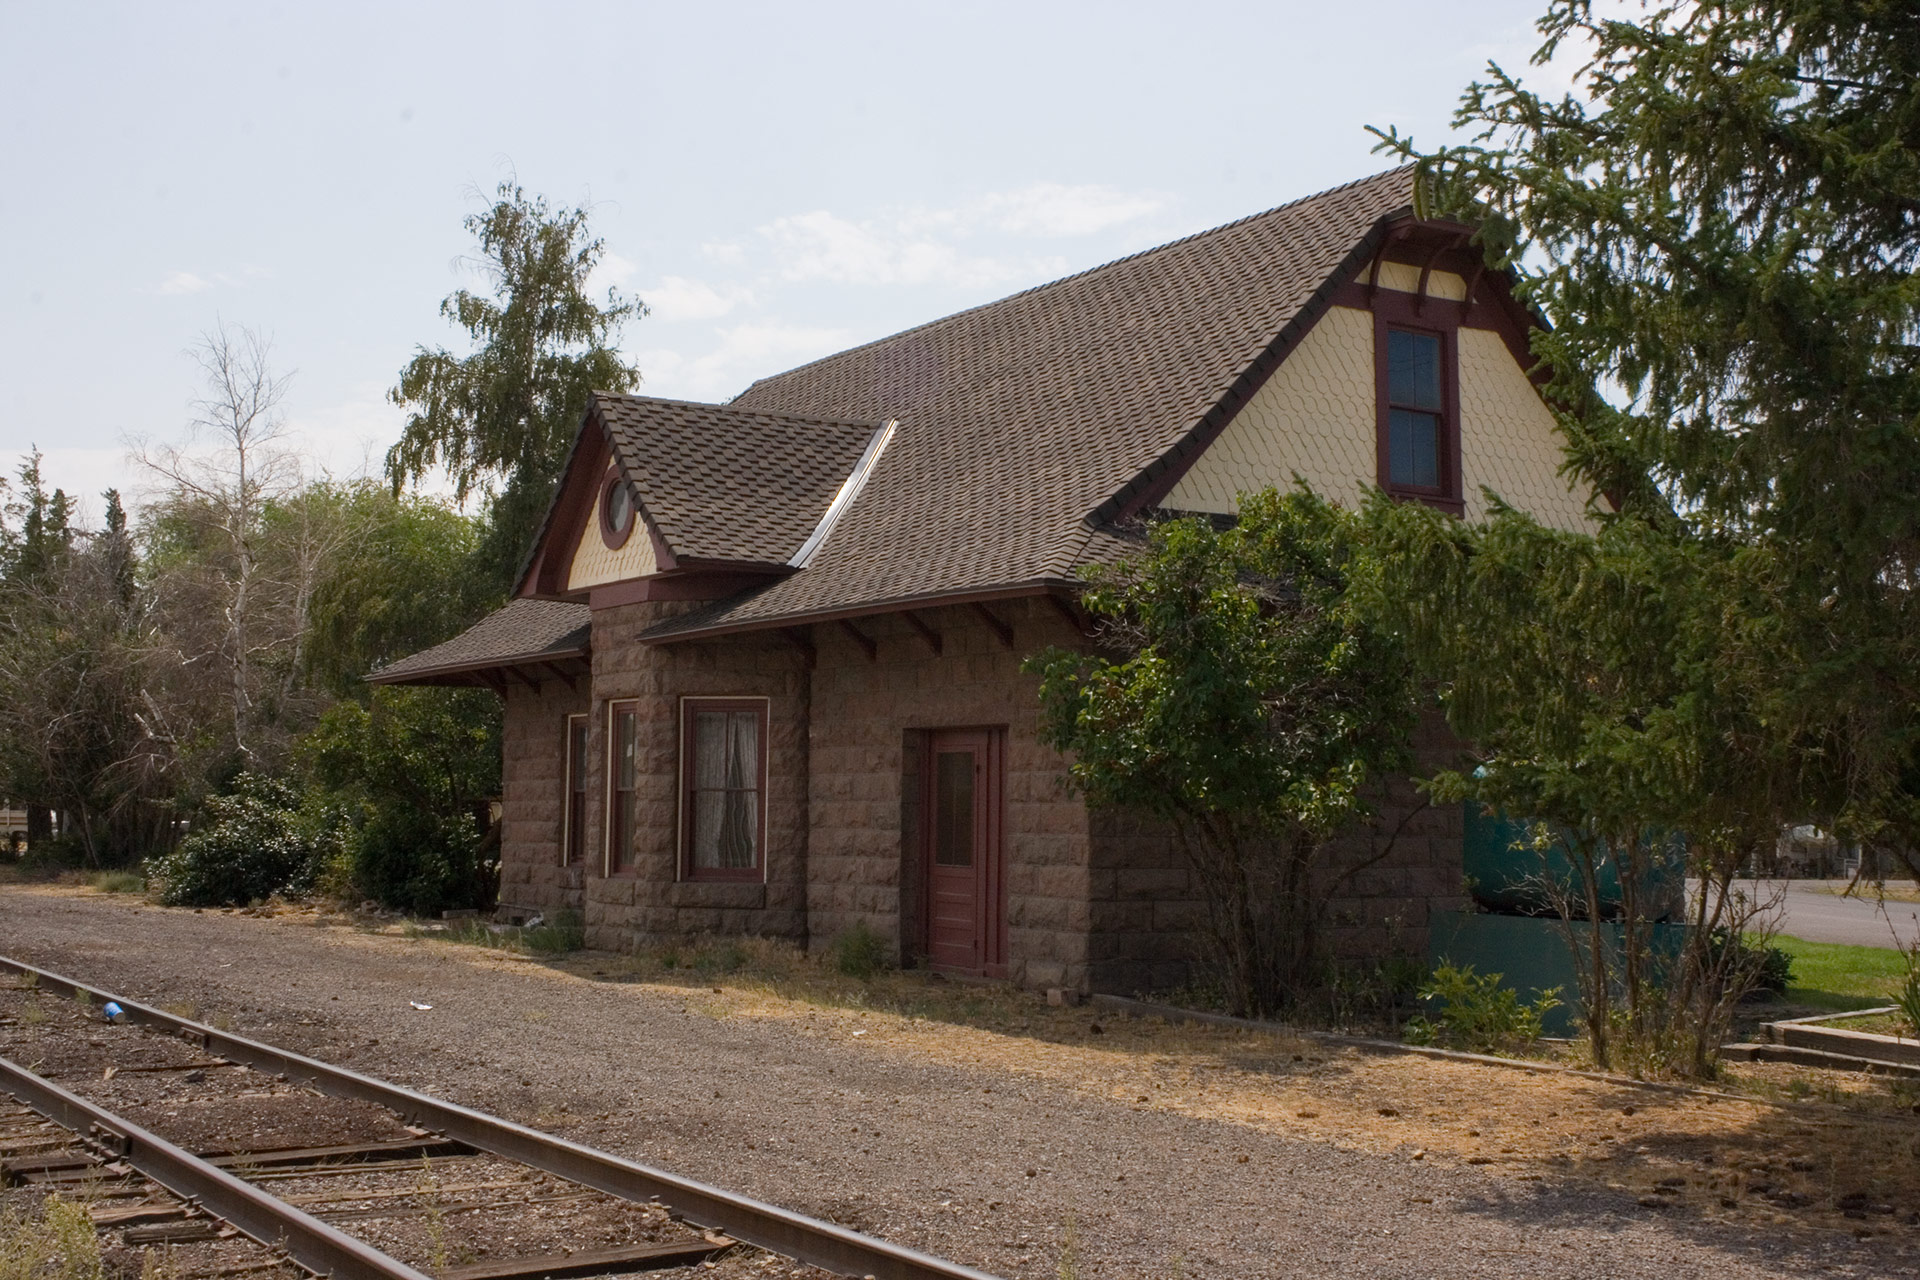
1028,489,1421,1017
386,182,642,593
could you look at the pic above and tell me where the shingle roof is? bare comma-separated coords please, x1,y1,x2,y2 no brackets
594,395,882,566
367,597,590,685
637,168,1416,642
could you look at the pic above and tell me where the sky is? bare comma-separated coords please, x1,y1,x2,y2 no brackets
0,0,1572,526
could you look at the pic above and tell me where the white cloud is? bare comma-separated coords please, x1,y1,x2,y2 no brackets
975,183,1166,238
699,241,748,268
286,382,408,487
588,250,638,295
637,322,853,404
157,271,212,295
749,182,1160,290
759,209,1069,290
640,275,754,323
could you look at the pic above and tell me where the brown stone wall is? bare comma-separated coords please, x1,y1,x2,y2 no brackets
805,598,1093,990
577,600,811,952
499,679,590,918
1083,709,1470,996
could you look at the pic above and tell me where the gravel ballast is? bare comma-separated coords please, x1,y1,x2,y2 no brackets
2,888,1913,1279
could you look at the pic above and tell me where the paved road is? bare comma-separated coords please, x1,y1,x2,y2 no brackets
1752,880,1920,949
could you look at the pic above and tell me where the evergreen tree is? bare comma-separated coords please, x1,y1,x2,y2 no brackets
1373,0,1920,858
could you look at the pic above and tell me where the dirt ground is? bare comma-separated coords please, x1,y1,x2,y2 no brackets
4,884,1919,1279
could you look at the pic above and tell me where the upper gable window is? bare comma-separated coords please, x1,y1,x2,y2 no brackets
1387,329,1443,488
599,473,637,549
1377,323,1461,511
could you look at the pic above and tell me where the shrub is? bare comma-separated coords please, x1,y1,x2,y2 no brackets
145,774,347,907
1706,928,1793,997
302,686,500,916
1404,962,1560,1056
1896,940,1920,1038
830,921,892,979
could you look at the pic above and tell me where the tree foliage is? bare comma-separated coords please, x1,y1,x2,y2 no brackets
1359,494,1788,1072
303,686,502,914
1027,489,1421,1016
1372,0,1920,856
0,459,171,866
386,182,642,593
303,485,484,699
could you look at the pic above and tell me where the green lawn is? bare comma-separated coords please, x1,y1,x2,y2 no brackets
1773,934,1910,1010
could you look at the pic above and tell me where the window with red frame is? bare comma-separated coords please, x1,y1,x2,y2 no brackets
607,703,639,873
680,699,766,881
563,714,587,865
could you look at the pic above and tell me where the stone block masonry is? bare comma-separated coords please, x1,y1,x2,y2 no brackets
494,593,1466,998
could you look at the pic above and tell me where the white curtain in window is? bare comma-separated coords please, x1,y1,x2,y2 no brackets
693,710,758,869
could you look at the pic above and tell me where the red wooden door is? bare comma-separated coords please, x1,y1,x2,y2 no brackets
923,729,1005,977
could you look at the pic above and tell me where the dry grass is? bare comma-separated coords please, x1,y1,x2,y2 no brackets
510,939,1920,1239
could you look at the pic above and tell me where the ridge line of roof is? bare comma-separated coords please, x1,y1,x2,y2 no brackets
734,166,1416,401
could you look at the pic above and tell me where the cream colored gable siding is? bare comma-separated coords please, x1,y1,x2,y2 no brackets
1162,284,1592,531
1456,327,1590,530
1163,305,1380,513
1373,262,1467,300
567,500,658,590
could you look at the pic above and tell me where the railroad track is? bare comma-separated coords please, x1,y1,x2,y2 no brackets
0,954,1002,1280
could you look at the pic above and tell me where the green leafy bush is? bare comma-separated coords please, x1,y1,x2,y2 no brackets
1707,928,1794,997
145,774,346,907
1404,962,1560,1056
302,686,501,915
830,921,892,979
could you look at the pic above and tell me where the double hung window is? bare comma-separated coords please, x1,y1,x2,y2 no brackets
679,699,766,881
563,714,587,864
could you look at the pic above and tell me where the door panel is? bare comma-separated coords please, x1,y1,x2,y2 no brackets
923,729,1005,977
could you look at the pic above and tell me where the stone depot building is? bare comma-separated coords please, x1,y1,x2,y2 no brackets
373,168,1591,994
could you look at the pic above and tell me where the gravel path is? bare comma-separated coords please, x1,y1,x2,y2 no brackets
2,888,1912,1279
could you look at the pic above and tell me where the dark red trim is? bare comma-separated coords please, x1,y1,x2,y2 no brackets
521,425,610,599
606,699,640,875
597,471,636,550
1103,214,1409,524
678,697,770,884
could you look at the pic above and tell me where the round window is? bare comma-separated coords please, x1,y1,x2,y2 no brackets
600,474,636,548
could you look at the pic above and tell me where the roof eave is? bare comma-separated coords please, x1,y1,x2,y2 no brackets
639,578,1082,646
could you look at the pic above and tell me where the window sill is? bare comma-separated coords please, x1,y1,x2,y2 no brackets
667,881,768,909
1384,489,1465,516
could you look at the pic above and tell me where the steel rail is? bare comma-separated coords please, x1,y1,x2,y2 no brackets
0,955,1005,1280
0,1051,432,1280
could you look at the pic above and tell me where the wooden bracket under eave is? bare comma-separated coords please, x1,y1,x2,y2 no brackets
839,619,878,662
973,603,1015,650
1043,592,1095,640
901,609,943,656
780,626,817,669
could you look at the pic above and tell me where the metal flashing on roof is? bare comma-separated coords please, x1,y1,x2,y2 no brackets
788,418,896,569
